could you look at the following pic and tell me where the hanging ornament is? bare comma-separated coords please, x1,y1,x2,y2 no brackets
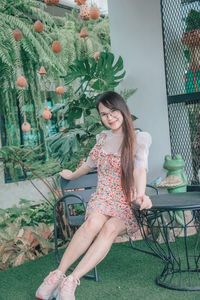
60,124,66,132
22,121,31,132
34,20,43,33
94,52,100,61
90,7,100,20
52,41,62,53
39,66,47,74
45,0,59,5
17,76,27,87
74,0,86,5
42,106,52,120
56,86,65,94
80,28,88,38
13,29,22,41
80,5,90,20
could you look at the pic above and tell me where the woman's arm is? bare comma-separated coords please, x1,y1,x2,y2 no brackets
59,162,93,180
132,167,152,210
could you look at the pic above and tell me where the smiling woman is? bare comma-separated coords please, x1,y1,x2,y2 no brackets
36,91,152,300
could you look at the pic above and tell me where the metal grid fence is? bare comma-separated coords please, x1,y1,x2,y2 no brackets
161,0,200,184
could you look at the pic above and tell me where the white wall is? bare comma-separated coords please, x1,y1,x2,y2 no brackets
108,0,171,182
0,164,50,209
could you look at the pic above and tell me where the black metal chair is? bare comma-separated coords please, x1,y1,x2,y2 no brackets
53,170,98,281
54,170,159,281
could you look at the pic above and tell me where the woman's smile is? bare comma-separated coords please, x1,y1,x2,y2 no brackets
98,103,123,134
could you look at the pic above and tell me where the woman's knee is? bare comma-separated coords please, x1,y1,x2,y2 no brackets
101,218,125,239
81,214,108,235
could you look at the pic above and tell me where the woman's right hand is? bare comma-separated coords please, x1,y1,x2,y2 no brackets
59,169,74,180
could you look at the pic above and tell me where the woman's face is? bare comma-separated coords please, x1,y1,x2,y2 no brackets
98,102,123,134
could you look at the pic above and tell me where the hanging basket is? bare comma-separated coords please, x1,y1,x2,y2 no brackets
17,76,27,87
22,121,31,132
80,28,88,38
45,0,59,5
93,52,100,61
56,86,65,94
34,20,43,33
80,5,90,20
89,7,100,20
74,0,86,6
42,107,52,120
13,29,22,41
39,66,47,74
52,41,62,53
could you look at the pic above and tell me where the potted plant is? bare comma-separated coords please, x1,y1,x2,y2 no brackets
182,9,200,92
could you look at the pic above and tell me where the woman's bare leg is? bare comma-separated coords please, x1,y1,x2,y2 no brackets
58,213,110,274
71,217,126,279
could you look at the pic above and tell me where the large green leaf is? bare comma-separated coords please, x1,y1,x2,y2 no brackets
62,51,126,93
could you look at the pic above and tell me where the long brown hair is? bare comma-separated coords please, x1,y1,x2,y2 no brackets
96,91,135,204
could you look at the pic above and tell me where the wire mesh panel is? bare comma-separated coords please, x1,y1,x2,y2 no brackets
161,0,200,184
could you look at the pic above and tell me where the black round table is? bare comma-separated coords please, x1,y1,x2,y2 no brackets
132,192,200,291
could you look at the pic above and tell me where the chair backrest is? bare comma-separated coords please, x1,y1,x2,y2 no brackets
60,170,98,194
59,173,158,227
60,170,98,226
146,184,159,196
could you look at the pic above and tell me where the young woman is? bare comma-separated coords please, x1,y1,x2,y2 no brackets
36,91,152,300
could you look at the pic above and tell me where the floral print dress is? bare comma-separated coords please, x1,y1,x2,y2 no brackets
86,130,152,240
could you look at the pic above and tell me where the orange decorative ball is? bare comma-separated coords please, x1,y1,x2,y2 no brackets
42,107,52,120
34,20,43,33
17,76,27,87
75,0,86,5
93,52,100,61
39,66,47,74
90,7,100,20
80,28,88,38
45,0,59,5
52,41,62,53
13,29,22,41
22,121,31,132
56,86,65,94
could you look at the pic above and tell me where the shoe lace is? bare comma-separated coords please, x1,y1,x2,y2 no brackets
44,270,65,286
61,276,80,293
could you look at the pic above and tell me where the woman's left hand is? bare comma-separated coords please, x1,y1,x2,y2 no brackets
131,195,152,210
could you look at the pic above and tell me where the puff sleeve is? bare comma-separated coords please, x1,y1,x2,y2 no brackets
134,131,152,171
86,133,102,168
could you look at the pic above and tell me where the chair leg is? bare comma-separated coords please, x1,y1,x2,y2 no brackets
94,266,98,282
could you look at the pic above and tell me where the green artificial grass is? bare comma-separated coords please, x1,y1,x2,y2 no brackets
0,238,200,300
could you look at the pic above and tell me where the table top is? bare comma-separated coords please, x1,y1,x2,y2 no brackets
150,192,200,210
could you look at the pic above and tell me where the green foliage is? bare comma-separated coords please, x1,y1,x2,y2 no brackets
57,9,110,67
0,1,111,154
48,53,137,167
47,128,87,164
62,52,126,92
185,9,200,32
0,0,64,149
0,199,54,228
0,144,62,182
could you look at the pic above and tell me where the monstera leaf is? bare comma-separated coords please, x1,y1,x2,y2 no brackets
47,128,87,165
61,51,126,93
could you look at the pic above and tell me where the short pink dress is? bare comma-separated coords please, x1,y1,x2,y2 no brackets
86,130,152,240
